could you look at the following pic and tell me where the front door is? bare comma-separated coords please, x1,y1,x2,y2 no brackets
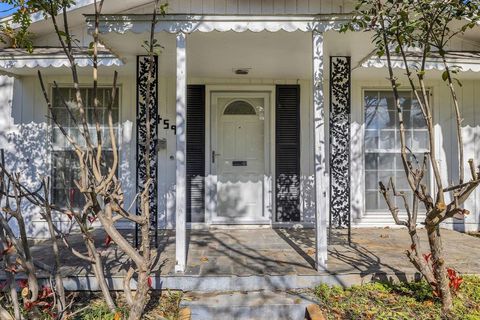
211,92,269,223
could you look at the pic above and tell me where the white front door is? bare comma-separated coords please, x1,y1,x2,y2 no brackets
211,92,269,223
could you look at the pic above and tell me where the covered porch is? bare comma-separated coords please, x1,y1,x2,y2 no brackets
85,14,376,274
25,227,480,291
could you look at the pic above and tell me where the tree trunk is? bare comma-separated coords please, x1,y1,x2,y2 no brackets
16,213,39,302
408,228,436,285
426,225,453,315
44,211,66,314
85,237,116,312
127,271,150,320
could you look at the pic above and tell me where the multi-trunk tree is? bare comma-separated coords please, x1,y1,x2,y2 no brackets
0,1,167,319
345,0,480,316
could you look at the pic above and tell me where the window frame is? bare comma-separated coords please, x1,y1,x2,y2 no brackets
361,87,434,214
49,84,122,208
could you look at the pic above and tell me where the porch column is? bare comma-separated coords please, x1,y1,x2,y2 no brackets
312,30,328,269
175,32,187,273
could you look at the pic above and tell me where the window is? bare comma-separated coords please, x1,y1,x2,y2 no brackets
223,100,256,115
364,90,429,211
51,87,119,208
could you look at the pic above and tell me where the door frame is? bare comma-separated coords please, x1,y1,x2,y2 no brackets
204,85,275,225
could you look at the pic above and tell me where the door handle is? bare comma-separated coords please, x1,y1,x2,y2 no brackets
212,151,221,163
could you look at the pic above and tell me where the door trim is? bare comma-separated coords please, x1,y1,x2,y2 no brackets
205,85,275,225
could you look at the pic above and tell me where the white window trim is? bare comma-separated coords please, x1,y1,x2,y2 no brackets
359,87,435,218
48,84,123,207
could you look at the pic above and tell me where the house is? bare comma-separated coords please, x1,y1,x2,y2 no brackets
0,0,479,274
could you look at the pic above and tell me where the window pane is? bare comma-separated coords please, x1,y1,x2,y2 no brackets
364,90,429,211
365,191,379,210
365,153,378,170
365,130,378,150
51,87,119,208
413,130,428,150
224,100,256,115
379,130,395,149
365,171,378,190
378,153,395,170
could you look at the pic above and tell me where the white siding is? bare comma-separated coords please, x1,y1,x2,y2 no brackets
435,80,480,232
132,0,355,14
352,79,480,230
5,73,319,236
4,74,137,237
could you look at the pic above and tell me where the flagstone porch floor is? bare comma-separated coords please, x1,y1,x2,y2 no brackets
19,227,480,291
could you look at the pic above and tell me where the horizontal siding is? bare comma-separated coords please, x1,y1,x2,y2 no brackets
134,0,354,14
351,78,480,231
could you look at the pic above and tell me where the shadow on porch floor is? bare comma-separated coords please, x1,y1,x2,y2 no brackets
20,227,480,290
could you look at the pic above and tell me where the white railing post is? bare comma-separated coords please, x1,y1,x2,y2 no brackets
312,30,328,270
175,31,187,273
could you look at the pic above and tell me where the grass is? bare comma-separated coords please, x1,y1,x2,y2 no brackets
0,290,185,320
71,290,185,320
313,275,480,320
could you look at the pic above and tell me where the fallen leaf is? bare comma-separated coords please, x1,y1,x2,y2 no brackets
21,287,29,298
114,311,122,320
200,256,209,262
306,248,315,256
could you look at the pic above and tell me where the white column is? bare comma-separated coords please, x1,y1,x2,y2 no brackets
175,32,187,273
312,30,328,270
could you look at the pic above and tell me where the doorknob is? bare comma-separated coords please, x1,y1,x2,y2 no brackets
212,151,221,163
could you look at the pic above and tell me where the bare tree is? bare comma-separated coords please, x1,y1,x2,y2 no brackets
1,0,167,317
33,0,166,319
345,0,480,315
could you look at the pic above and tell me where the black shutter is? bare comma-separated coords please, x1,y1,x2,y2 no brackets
275,85,301,222
186,85,205,222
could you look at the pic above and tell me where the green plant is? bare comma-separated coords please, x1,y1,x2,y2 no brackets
314,276,480,320
158,290,184,320
75,301,128,320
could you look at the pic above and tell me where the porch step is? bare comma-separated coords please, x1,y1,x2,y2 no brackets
182,290,317,320
354,213,427,227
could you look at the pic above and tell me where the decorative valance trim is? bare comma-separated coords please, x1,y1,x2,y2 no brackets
85,14,351,34
0,47,123,69
363,52,480,73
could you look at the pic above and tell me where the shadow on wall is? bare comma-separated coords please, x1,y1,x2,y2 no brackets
445,124,480,232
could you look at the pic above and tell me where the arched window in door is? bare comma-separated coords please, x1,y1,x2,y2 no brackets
223,100,256,115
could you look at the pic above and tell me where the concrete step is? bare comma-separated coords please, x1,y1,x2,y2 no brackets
182,290,318,320
354,213,427,227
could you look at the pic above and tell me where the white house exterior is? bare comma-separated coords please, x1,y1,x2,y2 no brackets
1,0,480,272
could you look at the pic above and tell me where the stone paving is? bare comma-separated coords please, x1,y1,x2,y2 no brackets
22,227,480,283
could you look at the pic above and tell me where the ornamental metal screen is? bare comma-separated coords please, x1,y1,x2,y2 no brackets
136,55,159,245
329,56,351,244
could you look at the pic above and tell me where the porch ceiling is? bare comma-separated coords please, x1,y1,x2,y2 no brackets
95,29,377,80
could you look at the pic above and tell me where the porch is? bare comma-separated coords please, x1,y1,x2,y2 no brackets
25,228,480,291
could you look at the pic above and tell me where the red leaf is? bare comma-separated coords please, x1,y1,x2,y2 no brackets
423,253,432,263
24,301,33,310
39,286,53,299
69,188,75,205
5,266,18,274
104,235,112,247
18,279,28,288
66,211,74,221
147,276,153,288
2,241,14,256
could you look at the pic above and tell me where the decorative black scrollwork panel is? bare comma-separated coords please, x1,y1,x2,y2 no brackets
136,55,159,228
329,56,351,234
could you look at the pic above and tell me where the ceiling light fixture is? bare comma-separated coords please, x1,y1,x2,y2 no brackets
234,68,251,75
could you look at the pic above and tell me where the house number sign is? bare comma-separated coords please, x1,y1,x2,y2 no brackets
158,115,176,135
